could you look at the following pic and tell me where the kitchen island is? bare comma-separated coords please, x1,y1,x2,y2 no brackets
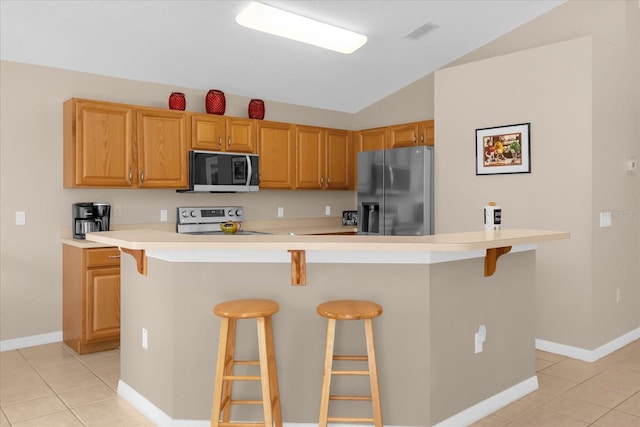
86,228,568,427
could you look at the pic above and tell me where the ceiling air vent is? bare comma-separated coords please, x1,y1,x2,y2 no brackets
404,22,439,40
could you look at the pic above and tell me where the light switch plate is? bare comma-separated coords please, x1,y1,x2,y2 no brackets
15,211,25,225
160,209,168,222
600,211,612,227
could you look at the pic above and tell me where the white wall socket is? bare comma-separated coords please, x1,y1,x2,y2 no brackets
475,325,487,354
160,209,168,222
599,212,612,227
277,207,284,218
113,204,122,217
142,328,148,349
325,206,331,216
15,211,26,225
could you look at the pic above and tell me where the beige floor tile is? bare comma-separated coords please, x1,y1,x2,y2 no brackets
0,350,32,378
566,382,629,408
105,377,119,392
619,354,640,371
617,392,640,417
510,406,589,427
2,395,67,424
57,383,117,408
518,388,558,406
76,350,119,369
493,400,535,420
18,343,77,369
0,370,55,406
536,373,579,395
0,409,9,426
584,365,640,396
72,398,151,426
597,344,640,367
541,394,609,423
11,409,84,427
91,360,120,381
535,350,566,363
469,414,510,427
43,369,105,394
592,410,640,427
539,358,604,383
535,358,556,372
36,359,92,381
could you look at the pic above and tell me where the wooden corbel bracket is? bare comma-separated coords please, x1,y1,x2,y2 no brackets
484,246,512,277
121,248,148,276
288,250,306,286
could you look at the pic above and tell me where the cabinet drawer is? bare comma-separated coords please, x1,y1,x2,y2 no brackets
86,247,121,268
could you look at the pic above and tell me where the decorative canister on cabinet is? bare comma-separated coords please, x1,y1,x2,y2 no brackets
248,99,265,120
206,90,226,115
168,92,186,110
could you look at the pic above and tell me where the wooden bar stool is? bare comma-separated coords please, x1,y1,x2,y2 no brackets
211,299,282,427
317,300,383,427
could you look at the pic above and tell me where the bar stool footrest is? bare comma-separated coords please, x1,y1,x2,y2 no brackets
333,355,368,361
218,423,271,427
329,395,372,401
327,416,375,423
331,370,370,375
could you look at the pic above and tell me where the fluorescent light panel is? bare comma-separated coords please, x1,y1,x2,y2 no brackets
236,2,367,54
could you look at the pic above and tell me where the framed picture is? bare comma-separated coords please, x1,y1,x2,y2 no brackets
476,123,530,175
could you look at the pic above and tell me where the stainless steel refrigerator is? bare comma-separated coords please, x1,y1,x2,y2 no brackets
357,146,434,235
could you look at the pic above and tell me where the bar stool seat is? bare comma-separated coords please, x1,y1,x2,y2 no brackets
317,300,383,427
211,298,282,427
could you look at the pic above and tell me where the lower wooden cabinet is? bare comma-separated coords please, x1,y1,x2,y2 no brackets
63,245,120,354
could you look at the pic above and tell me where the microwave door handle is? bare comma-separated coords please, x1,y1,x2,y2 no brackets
245,155,252,187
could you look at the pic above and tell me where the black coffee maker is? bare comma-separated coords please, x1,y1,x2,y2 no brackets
72,202,111,239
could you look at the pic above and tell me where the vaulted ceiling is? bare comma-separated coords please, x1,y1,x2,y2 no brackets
0,0,565,113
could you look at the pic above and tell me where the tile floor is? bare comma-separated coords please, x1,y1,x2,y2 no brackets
0,340,638,426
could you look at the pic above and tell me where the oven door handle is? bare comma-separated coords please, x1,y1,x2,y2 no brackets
245,155,252,188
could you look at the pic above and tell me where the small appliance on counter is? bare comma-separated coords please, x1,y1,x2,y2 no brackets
72,202,111,239
342,210,358,226
176,206,269,235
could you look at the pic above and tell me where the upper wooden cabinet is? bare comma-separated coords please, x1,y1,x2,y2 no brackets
388,120,434,149
357,127,387,152
64,98,188,189
295,126,351,190
137,108,188,188
191,114,256,153
257,121,295,189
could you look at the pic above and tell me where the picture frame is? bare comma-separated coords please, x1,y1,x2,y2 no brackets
476,123,530,175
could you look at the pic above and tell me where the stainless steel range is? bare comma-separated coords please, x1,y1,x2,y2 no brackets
176,206,267,235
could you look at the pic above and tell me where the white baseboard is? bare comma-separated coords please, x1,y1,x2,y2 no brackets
432,376,539,427
0,331,62,352
536,326,640,362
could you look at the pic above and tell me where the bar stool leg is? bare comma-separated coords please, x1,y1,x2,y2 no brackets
319,318,336,427
365,319,382,427
221,318,237,423
257,317,274,426
265,316,283,427
211,318,230,427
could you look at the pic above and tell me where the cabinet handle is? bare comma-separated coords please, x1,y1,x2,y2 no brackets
128,168,132,184
140,171,144,185
108,255,121,259
320,177,324,184
227,136,231,147
420,134,424,144
218,137,222,146
327,177,330,184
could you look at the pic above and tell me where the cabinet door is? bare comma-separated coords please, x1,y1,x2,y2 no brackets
137,109,188,188
325,129,350,190
418,120,435,146
85,267,120,342
257,121,295,189
226,117,256,153
358,127,387,152
388,123,418,149
295,125,324,189
191,114,225,151
64,99,135,188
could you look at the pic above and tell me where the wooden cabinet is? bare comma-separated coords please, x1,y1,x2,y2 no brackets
257,121,295,189
191,114,256,153
137,108,188,188
63,245,121,354
295,126,351,190
357,127,387,152
63,98,188,189
388,120,434,149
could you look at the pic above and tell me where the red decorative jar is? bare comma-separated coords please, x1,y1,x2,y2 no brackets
248,99,265,120
168,92,186,110
206,90,226,115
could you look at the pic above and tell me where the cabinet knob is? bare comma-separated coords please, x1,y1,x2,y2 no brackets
140,171,144,185
128,168,133,184
320,177,324,184
218,137,222,146
227,136,231,147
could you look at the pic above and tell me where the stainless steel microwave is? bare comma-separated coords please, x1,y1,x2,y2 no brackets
179,150,259,193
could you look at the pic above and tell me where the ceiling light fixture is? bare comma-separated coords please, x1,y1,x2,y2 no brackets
236,2,367,54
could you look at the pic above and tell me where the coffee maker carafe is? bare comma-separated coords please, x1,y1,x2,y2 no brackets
72,202,111,239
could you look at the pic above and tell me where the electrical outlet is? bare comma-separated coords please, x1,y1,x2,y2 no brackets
475,325,487,354
15,211,26,225
616,288,622,304
599,212,612,227
113,204,122,217
325,206,331,216
160,209,168,222
142,328,148,349
278,207,284,218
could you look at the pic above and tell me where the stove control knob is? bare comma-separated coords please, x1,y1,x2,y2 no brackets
235,208,243,217
227,209,235,217
190,210,197,218
181,210,189,218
